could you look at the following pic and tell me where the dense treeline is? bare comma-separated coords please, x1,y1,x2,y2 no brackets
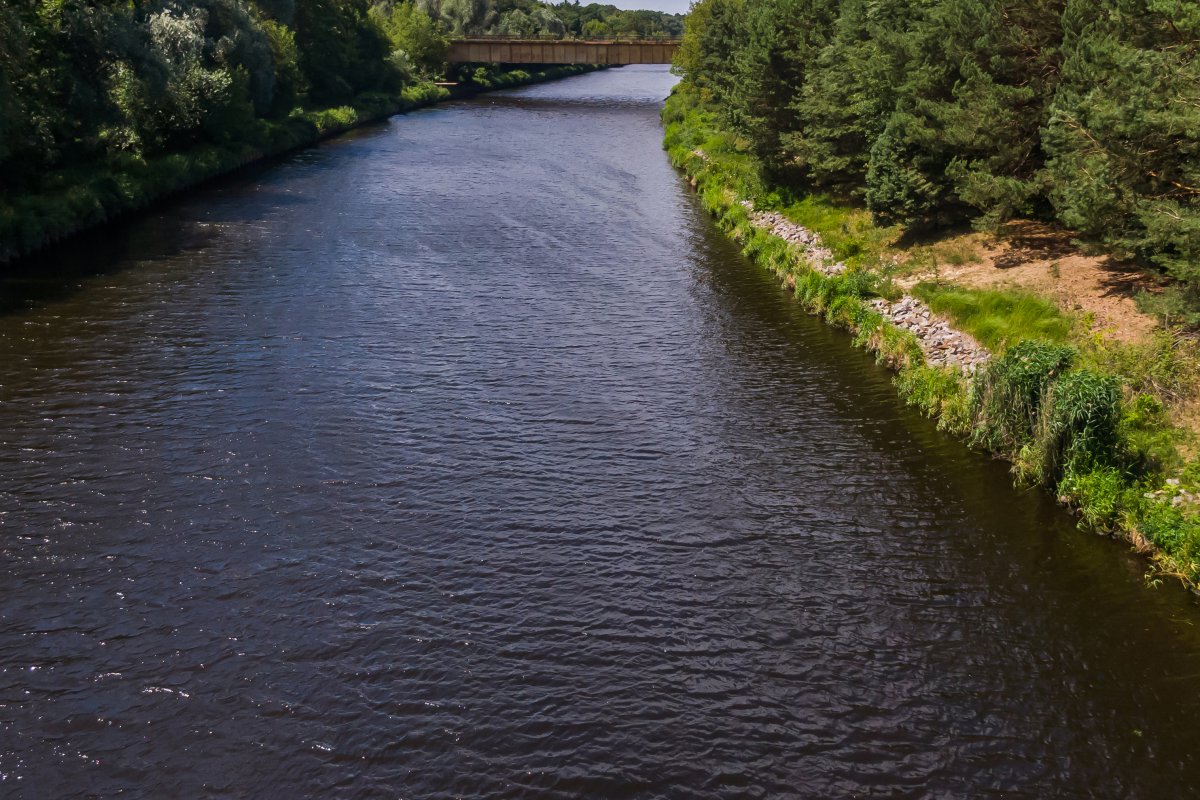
0,0,680,260
411,0,680,38
676,0,1200,315
0,0,678,193
0,0,440,200
552,2,683,39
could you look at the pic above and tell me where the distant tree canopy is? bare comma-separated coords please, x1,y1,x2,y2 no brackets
552,3,684,39
675,0,1200,297
0,0,682,198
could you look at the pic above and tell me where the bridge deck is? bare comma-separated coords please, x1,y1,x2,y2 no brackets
447,38,679,65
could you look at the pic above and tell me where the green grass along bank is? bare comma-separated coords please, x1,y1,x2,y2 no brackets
0,65,599,266
662,86,1200,591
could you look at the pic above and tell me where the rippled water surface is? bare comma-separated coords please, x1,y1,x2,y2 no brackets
3,67,1200,798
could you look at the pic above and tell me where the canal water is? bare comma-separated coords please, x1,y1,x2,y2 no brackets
2,66,1200,798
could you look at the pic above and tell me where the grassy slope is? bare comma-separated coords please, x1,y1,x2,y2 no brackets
663,84,1200,588
911,284,1073,351
0,65,594,264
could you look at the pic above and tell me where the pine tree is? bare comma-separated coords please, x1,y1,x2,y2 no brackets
673,0,745,106
793,0,916,199
719,0,835,183
865,0,1065,227
1044,0,1200,290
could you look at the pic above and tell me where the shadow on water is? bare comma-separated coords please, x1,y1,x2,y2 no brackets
0,121,396,316
0,220,218,316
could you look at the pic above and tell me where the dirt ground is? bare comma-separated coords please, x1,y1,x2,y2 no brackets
897,220,1161,344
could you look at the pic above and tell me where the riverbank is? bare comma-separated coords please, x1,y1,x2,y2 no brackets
663,84,1200,590
0,65,599,266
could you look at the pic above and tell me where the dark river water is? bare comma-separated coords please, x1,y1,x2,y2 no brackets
3,66,1200,799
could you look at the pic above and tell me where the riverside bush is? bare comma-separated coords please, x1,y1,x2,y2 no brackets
1058,466,1126,530
1027,369,1122,488
970,340,1076,454
1118,393,1184,475
896,365,972,435
1137,501,1200,580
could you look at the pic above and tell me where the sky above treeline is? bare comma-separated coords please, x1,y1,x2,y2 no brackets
605,0,692,15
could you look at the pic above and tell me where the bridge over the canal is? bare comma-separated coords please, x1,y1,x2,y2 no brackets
447,35,680,65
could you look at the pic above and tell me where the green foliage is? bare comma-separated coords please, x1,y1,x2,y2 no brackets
1118,392,1185,475
1044,0,1200,296
1058,466,1125,529
895,364,973,434
847,309,923,368
1136,285,1200,330
294,0,395,105
673,0,745,102
970,340,1076,453
912,283,1073,351
781,196,896,267
1082,329,1200,402
673,0,1200,309
553,4,682,38
0,0,645,260
866,116,952,228
863,0,1066,227
261,18,306,113
1026,368,1122,487
373,1,449,79
787,0,901,198
725,0,836,182
420,0,495,35
1134,496,1200,581
0,0,397,186
414,0,682,39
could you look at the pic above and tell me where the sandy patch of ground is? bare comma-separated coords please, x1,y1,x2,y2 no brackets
897,220,1160,344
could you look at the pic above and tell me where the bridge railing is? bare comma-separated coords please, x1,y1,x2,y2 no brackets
451,33,683,43
446,34,681,65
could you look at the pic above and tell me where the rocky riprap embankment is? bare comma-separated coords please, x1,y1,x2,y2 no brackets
738,201,988,373
740,201,846,277
868,297,990,373
1145,479,1199,510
